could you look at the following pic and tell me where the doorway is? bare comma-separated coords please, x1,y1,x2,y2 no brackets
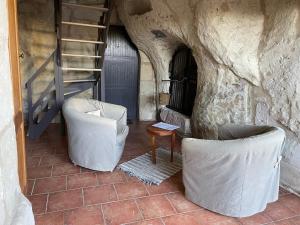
101,26,139,121
168,46,197,117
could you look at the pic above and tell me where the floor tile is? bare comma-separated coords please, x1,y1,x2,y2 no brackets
64,206,104,225
47,189,83,212
84,185,117,205
40,154,68,166
26,123,300,225
33,176,66,194
280,194,300,214
187,209,241,225
27,166,52,179
26,179,35,195
27,194,48,214
167,192,201,213
146,172,183,195
129,218,163,225
35,212,64,225
163,211,240,225
265,201,297,221
272,216,300,225
163,211,204,225
97,171,127,184
29,147,55,157
52,163,80,176
238,212,273,225
27,156,41,167
137,195,175,219
114,182,148,200
102,200,143,225
68,173,98,189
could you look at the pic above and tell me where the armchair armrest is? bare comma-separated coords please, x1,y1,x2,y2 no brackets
100,102,127,126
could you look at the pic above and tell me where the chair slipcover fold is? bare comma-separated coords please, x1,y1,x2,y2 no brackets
182,125,285,217
63,98,129,171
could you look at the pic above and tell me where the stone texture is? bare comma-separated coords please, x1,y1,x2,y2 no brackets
139,51,156,121
17,0,300,195
116,0,300,194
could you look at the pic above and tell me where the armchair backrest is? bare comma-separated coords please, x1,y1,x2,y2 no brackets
218,124,274,140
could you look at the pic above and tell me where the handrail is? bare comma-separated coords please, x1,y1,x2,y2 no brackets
32,79,55,112
25,50,56,88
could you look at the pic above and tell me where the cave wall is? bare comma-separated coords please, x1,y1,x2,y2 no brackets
17,0,300,194
116,0,300,194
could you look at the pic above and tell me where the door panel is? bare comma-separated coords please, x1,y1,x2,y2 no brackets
102,26,139,120
7,0,27,193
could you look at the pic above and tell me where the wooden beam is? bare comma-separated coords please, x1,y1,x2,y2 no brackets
62,21,106,29
7,0,27,193
61,38,104,44
62,3,109,12
62,53,102,58
62,67,102,71
64,79,96,83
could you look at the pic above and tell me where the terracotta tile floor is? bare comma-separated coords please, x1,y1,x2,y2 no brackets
26,122,300,225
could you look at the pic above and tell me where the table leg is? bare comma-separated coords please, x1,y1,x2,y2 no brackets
171,133,175,162
151,135,156,164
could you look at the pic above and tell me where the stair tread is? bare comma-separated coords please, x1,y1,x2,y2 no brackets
62,67,102,71
62,2,109,11
62,21,106,29
61,38,104,44
62,53,102,58
64,78,96,83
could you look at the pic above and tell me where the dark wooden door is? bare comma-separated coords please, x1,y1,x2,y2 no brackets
101,26,139,120
168,46,197,117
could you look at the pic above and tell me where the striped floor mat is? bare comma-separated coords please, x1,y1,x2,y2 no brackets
118,148,182,185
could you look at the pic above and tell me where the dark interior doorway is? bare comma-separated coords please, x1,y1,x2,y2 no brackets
101,26,139,121
167,46,197,117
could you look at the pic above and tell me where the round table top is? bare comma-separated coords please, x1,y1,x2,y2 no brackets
146,124,176,136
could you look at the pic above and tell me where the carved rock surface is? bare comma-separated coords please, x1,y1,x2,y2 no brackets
116,0,300,193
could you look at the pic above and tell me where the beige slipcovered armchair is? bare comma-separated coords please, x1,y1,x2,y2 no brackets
62,98,129,171
182,125,285,217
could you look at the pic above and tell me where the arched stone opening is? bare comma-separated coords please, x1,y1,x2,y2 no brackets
167,45,197,117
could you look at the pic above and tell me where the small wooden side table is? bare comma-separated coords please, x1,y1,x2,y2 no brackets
146,125,176,164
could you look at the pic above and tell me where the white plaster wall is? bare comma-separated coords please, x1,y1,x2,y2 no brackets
0,1,34,224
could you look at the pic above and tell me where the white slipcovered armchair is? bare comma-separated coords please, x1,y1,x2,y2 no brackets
62,98,129,171
182,125,285,217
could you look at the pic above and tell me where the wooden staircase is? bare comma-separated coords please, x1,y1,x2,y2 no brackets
26,0,113,139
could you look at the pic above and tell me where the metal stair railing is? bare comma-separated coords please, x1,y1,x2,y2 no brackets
26,0,113,139
26,49,60,139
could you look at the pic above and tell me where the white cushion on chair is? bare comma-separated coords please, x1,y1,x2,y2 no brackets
86,110,102,117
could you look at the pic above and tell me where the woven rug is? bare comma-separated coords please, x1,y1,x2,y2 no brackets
118,148,182,185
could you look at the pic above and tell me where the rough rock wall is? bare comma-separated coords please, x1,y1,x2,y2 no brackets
0,1,34,224
139,51,157,120
116,0,300,194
